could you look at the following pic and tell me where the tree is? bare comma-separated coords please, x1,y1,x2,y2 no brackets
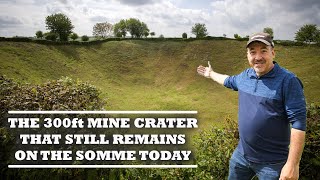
113,19,127,38
126,18,149,38
70,33,78,41
182,32,187,39
142,22,150,38
93,22,113,39
114,31,123,38
81,35,89,41
35,31,43,39
263,27,274,38
126,18,140,38
143,31,149,38
316,31,320,44
45,13,74,41
113,18,149,38
223,34,227,38
234,34,240,39
150,32,155,37
191,23,208,38
295,24,320,44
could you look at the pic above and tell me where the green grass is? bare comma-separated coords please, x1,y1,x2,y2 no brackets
1,40,319,128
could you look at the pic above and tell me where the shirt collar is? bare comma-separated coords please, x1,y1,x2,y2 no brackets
249,61,279,78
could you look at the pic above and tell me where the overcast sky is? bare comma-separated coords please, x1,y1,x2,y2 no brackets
0,0,319,40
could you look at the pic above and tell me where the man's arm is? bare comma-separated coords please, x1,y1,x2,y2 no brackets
280,128,305,180
197,61,229,85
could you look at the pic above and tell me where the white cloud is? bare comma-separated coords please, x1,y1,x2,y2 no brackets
0,0,319,39
116,0,158,6
208,0,320,39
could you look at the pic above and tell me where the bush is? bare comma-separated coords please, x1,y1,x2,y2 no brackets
182,32,187,39
274,40,304,46
115,32,123,38
0,76,106,179
204,36,231,40
191,117,238,179
70,33,78,41
44,32,57,41
120,117,239,179
81,35,89,41
0,76,104,113
300,102,320,179
0,37,32,42
35,31,43,39
235,37,249,41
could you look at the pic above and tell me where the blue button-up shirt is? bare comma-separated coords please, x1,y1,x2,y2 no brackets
224,62,306,163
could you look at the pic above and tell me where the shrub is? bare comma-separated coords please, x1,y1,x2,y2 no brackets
35,31,43,39
0,37,32,42
121,117,239,179
0,76,106,179
236,37,249,41
115,31,123,38
81,35,89,41
70,33,78,41
300,102,320,179
191,117,238,179
182,32,187,39
274,40,304,46
204,36,231,40
0,76,104,112
44,32,57,41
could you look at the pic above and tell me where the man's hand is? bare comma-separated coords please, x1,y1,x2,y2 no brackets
197,61,212,78
279,162,299,180
197,61,229,85
279,128,305,180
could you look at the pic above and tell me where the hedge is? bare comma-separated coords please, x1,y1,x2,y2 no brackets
1,36,319,47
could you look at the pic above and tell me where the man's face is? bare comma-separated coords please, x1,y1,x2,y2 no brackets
247,42,275,77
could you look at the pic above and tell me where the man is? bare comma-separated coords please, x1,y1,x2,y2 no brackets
197,32,306,180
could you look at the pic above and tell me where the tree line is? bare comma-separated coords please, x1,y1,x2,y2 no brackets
35,13,320,44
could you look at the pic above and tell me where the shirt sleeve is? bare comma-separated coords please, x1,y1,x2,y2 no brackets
284,76,307,131
224,75,239,91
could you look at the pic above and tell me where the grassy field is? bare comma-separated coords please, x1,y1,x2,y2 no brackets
1,40,319,128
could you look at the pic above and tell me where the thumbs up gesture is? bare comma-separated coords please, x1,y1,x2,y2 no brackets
197,61,212,78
